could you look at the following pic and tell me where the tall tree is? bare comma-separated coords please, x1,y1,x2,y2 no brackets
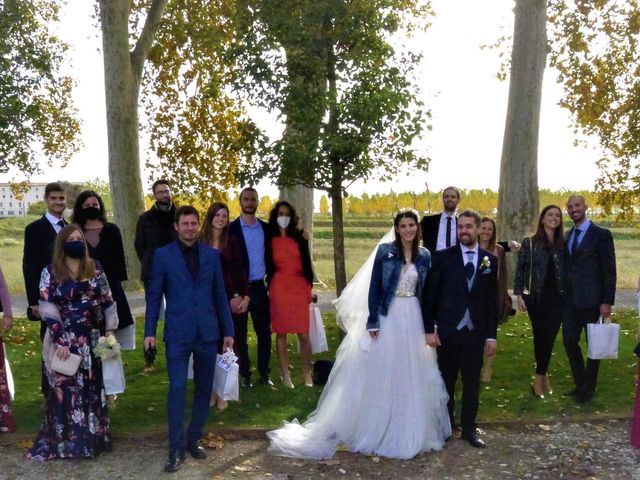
0,0,80,175
497,0,547,244
548,0,640,216
235,0,430,295
97,0,169,281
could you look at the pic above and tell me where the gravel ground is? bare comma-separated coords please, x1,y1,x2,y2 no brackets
1,419,640,479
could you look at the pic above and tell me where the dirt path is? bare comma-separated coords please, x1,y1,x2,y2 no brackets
1,419,639,479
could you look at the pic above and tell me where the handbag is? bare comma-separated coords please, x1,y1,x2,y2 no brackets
51,350,82,376
102,356,126,395
309,304,329,354
212,353,239,401
587,317,620,360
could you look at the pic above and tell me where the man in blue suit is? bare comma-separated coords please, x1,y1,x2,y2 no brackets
423,210,498,449
563,194,616,403
144,205,234,473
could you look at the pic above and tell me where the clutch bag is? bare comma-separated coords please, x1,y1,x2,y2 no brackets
51,350,82,376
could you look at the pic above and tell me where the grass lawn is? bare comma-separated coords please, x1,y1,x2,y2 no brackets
4,309,638,436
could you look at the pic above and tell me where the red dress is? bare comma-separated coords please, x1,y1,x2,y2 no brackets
269,236,312,334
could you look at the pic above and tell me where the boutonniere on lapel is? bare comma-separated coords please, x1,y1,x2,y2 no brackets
480,256,492,274
387,252,394,259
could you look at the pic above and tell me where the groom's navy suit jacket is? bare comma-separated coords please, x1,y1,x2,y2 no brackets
144,240,234,343
422,244,498,342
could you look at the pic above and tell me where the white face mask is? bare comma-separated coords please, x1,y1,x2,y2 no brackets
277,216,291,229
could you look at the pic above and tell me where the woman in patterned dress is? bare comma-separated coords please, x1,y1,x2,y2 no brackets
27,225,118,461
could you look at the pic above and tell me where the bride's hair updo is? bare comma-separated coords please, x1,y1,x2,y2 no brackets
393,208,421,264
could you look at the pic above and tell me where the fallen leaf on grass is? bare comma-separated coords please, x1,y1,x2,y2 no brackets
17,439,33,449
147,406,155,411
538,424,551,431
205,433,225,450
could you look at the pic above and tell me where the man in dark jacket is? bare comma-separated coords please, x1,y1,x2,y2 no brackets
563,194,616,403
22,181,67,396
134,179,177,369
134,179,177,287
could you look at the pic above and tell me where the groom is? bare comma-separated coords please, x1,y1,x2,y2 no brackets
423,210,498,448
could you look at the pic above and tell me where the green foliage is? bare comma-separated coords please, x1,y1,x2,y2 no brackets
141,0,263,203
26,200,46,216
0,0,81,174
548,0,640,217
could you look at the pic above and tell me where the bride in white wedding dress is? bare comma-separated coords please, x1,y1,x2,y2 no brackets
267,209,451,460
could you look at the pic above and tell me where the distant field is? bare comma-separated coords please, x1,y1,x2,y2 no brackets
0,216,638,293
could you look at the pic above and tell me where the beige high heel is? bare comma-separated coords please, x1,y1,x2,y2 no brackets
303,371,313,387
281,374,294,389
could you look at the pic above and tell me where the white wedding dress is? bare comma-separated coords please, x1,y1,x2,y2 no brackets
267,239,451,460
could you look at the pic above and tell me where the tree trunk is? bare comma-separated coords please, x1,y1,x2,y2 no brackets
330,186,347,296
98,0,168,284
497,0,547,245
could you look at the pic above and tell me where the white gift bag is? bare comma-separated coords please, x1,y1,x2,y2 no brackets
115,324,135,351
102,356,126,395
309,304,328,354
212,354,239,401
3,343,14,400
587,317,620,360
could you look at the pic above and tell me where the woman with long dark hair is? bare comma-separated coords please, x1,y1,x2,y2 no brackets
514,205,566,398
27,225,117,460
200,202,249,409
267,209,450,459
267,201,314,388
72,190,134,347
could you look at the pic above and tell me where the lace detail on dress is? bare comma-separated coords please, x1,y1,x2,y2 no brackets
395,264,418,297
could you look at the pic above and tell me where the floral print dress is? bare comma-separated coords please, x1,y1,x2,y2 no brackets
27,264,115,461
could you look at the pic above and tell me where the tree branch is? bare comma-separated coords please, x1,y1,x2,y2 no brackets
130,0,169,79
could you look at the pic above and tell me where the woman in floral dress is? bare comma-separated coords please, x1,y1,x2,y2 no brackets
27,225,118,461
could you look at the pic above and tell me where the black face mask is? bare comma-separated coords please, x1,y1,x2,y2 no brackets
83,206,101,220
63,240,86,259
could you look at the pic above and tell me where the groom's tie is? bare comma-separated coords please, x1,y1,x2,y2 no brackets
571,228,581,256
465,251,475,280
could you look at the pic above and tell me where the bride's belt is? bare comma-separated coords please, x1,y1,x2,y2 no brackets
394,293,416,297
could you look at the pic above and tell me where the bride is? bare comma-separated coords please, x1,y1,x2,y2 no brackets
267,209,451,460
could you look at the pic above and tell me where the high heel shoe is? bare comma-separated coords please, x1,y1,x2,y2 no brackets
281,374,294,389
542,373,553,395
530,374,545,399
303,371,313,387
530,384,544,399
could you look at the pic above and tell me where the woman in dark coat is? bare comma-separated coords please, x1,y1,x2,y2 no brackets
72,191,134,348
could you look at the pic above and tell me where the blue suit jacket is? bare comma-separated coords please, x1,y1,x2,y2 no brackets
144,241,234,343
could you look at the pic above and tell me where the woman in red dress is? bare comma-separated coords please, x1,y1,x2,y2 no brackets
267,201,314,389
0,263,14,433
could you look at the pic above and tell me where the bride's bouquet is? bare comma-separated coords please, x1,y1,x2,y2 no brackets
93,335,122,360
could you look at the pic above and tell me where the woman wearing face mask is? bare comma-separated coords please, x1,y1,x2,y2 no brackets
267,201,314,388
72,191,134,348
27,225,117,461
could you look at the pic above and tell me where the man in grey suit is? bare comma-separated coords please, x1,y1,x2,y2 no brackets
563,194,616,403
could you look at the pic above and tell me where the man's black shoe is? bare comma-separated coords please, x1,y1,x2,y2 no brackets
577,389,594,403
186,440,207,459
461,431,486,448
240,377,253,388
563,388,582,397
258,376,274,386
164,449,186,472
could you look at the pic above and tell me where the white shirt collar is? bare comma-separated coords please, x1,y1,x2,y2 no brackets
45,211,63,227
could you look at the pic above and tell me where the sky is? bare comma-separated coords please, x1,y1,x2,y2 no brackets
0,0,602,198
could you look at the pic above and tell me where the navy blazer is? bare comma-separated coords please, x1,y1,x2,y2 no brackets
565,223,616,308
422,244,498,342
228,217,272,281
22,215,64,308
144,241,234,344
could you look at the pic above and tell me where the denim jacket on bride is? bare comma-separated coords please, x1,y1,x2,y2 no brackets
367,242,431,330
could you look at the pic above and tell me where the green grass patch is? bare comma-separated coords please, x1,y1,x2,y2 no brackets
4,309,637,435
